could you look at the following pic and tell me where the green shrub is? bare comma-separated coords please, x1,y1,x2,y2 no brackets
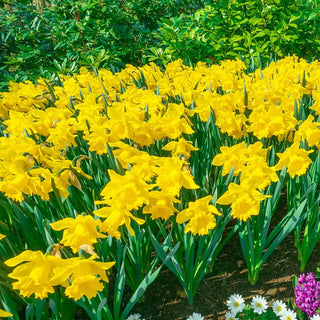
0,0,207,91
143,0,320,65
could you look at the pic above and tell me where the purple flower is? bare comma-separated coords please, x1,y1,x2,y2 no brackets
295,273,320,318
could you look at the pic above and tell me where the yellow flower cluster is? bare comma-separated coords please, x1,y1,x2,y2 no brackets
0,56,319,227
5,250,115,300
212,142,276,221
2,55,320,302
94,155,200,238
0,134,92,201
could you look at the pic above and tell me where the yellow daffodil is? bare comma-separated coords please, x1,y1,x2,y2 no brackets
50,215,106,253
95,203,145,238
176,195,221,235
212,142,248,176
153,157,199,197
162,138,198,159
247,104,298,140
275,142,314,178
5,250,63,299
241,159,279,190
96,169,151,211
294,114,320,149
50,254,115,301
217,180,271,221
143,191,179,220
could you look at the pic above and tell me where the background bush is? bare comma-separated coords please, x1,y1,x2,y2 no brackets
143,0,320,65
1,0,320,92
0,0,206,90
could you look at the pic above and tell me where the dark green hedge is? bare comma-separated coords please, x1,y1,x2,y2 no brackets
143,0,320,65
0,0,206,90
1,0,320,91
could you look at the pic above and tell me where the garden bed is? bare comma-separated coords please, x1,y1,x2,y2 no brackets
133,229,320,320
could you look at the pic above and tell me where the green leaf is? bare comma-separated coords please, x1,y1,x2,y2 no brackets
249,17,264,25
0,287,20,320
307,11,318,21
263,198,308,264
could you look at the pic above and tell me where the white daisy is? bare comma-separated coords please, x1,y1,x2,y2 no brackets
272,300,287,316
225,311,239,320
126,314,143,320
310,314,320,320
186,312,204,320
251,295,268,314
226,294,245,314
280,309,297,320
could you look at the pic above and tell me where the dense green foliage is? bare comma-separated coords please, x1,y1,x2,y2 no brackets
144,0,320,65
1,0,320,91
0,0,206,90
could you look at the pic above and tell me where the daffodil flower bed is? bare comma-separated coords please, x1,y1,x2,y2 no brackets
0,56,319,319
